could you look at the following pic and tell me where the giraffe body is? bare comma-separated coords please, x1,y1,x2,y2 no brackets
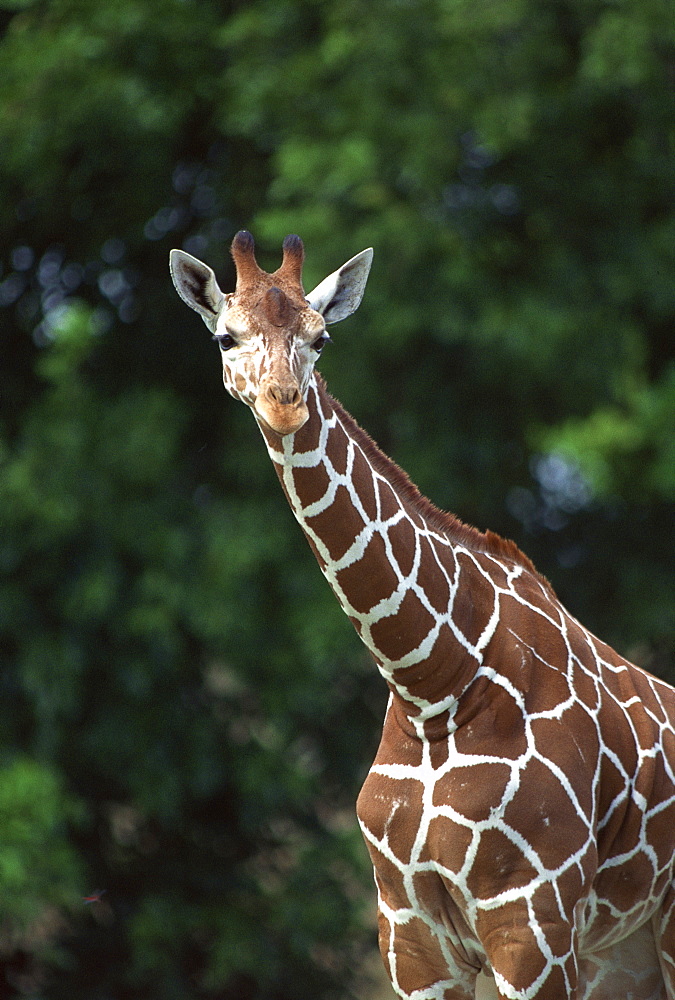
170,233,675,999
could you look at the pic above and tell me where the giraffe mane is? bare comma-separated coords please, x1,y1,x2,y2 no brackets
319,376,554,594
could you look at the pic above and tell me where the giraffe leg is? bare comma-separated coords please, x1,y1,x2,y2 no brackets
477,905,578,999
578,924,665,999
656,883,675,999
374,891,479,999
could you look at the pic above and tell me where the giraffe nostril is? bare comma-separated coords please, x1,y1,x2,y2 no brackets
266,384,301,407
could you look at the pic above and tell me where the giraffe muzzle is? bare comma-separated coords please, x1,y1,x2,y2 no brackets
254,381,309,436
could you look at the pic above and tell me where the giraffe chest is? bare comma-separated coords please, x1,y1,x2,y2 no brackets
355,707,543,935
357,667,675,965
355,723,491,975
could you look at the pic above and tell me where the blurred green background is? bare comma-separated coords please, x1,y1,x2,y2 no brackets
0,0,673,997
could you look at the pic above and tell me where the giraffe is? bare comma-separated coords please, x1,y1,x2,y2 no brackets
170,231,675,1000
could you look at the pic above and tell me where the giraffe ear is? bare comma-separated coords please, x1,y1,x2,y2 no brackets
306,248,373,324
170,249,225,328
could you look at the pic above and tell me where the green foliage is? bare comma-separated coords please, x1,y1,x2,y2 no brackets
0,0,673,997
0,757,82,924
539,367,675,501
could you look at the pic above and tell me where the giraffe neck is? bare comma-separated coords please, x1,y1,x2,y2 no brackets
258,373,548,735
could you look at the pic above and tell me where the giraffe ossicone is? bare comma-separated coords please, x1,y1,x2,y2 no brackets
171,232,675,1000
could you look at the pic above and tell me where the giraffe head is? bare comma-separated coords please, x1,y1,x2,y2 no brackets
170,231,373,436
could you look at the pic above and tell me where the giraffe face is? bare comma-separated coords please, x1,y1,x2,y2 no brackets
212,283,327,436
170,232,373,437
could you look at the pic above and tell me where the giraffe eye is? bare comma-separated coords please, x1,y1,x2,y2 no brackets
312,333,331,354
213,333,236,351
